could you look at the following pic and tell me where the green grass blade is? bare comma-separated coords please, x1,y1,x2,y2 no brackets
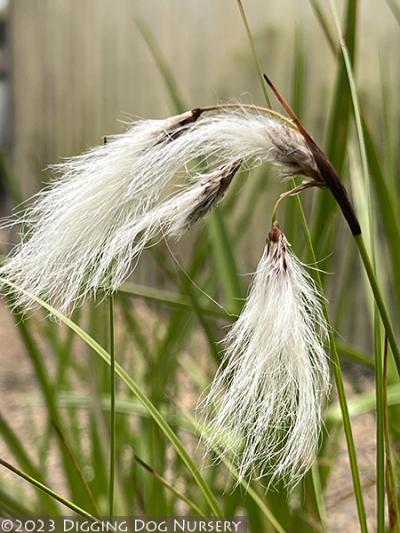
374,319,386,533
207,210,243,314
134,454,206,516
0,413,60,514
383,338,400,530
108,295,116,516
236,0,271,107
0,279,222,516
0,458,95,519
386,0,400,25
134,19,186,113
308,0,337,54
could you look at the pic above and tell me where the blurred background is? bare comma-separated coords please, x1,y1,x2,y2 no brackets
1,0,398,196
1,1,400,531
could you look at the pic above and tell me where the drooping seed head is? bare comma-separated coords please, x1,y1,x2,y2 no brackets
199,224,330,487
0,106,321,313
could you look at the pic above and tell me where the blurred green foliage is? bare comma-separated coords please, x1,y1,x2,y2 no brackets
1,1,400,531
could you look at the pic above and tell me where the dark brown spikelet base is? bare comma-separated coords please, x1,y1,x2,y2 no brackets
157,108,203,145
267,223,288,272
185,160,242,228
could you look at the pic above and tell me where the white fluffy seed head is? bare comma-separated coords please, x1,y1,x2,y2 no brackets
199,224,330,488
0,107,318,313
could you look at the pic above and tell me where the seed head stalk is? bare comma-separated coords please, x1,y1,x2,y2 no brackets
109,293,116,517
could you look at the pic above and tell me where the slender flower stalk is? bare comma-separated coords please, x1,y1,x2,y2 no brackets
0,106,319,313
200,224,330,487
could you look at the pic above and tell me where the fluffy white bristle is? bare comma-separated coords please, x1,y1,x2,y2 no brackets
0,107,317,313
199,225,330,487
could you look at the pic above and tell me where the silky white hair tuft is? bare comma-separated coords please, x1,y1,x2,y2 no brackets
199,224,330,487
0,107,318,313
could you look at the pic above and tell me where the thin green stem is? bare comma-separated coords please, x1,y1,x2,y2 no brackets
383,337,400,531
236,0,271,107
103,135,116,517
375,317,386,532
109,294,116,517
355,235,400,375
134,454,206,516
295,194,368,533
311,464,328,528
0,458,96,519
53,422,101,516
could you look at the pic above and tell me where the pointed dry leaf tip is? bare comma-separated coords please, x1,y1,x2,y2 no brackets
0,106,320,313
200,225,330,487
264,73,361,235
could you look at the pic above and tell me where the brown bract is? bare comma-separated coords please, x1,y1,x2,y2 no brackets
264,74,361,236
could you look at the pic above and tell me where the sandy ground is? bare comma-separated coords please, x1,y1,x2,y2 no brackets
0,300,378,531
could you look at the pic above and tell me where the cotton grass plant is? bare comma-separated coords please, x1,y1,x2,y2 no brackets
1,1,400,531
1,80,387,513
0,91,342,486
